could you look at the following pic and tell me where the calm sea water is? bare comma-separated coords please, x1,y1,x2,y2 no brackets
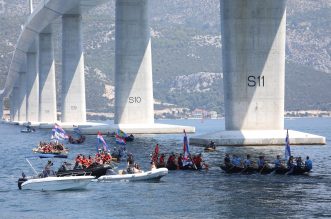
0,118,330,219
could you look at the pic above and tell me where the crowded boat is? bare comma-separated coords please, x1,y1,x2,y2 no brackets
151,139,208,171
18,154,94,191
32,141,69,154
220,154,312,175
68,127,86,144
204,140,216,152
57,152,115,178
68,135,85,144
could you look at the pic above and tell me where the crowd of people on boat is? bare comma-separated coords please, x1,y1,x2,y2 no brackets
204,141,216,151
151,148,207,170
125,153,143,174
111,146,127,162
34,141,67,154
73,151,113,169
222,153,313,174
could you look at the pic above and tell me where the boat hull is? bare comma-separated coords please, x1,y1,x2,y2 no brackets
98,168,168,182
220,164,311,175
20,176,95,191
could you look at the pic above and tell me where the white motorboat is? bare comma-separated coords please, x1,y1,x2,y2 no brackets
97,167,168,182
21,128,35,133
18,154,95,191
19,175,95,191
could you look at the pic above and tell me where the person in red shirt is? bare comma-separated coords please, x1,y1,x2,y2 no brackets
158,154,165,168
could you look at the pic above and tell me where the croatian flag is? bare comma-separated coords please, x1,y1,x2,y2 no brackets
285,129,291,161
97,132,109,151
183,130,190,160
51,124,68,140
115,134,126,145
116,129,128,138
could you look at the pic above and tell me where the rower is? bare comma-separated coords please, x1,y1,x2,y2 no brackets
257,156,266,169
194,154,203,169
274,155,282,169
159,154,166,168
287,156,295,169
243,154,252,167
305,156,313,171
296,156,304,169
177,153,183,169
231,155,241,167
224,154,231,167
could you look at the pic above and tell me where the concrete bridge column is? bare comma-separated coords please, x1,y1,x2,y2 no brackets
0,98,3,120
61,14,86,123
9,94,14,122
12,86,19,121
18,71,27,121
38,32,57,123
220,0,287,130
115,0,154,124
26,51,39,122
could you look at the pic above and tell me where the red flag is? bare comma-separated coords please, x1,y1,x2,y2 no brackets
154,144,159,155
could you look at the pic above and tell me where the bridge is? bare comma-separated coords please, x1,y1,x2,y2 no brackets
0,0,325,145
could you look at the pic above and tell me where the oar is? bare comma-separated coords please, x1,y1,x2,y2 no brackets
259,165,266,174
240,166,248,174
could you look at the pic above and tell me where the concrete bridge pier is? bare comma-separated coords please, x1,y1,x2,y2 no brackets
115,0,154,125
26,49,39,122
190,0,325,145
38,30,57,123
61,14,86,123
86,0,196,135
9,94,14,122
0,98,3,120
18,71,27,122
12,86,19,121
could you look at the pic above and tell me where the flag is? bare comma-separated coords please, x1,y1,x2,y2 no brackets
154,144,159,155
285,129,291,161
183,130,190,160
116,129,128,138
97,132,109,152
51,124,68,140
115,134,126,145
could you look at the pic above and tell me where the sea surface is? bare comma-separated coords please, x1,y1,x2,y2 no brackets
0,118,330,219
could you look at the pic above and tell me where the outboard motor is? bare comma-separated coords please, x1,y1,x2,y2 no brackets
18,172,28,190
18,178,28,190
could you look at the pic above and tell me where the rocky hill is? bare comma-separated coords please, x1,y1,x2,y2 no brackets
0,0,330,115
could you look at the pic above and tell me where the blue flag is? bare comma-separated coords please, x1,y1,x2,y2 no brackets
285,129,291,161
183,130,190,160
